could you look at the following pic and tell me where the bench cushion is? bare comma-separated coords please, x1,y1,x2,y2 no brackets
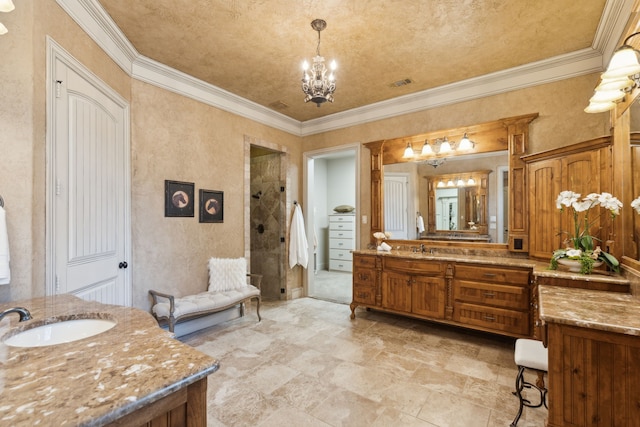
153,285,260,319
208,257,247,292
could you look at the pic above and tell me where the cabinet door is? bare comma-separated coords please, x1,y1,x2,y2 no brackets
412,276,445,319
382,271,412,312
528,158,561,259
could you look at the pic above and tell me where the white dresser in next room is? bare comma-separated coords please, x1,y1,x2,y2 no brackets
328,214,355,272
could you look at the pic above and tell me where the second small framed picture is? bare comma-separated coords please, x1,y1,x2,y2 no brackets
200,189,224,223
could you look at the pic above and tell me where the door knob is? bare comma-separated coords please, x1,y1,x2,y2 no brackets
119,261,128,269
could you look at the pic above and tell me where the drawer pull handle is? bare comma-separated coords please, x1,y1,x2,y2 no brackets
484,315,495,322
483,292,495,298
483,273,497,277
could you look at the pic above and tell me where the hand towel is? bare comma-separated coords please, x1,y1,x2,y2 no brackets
289,204,309,269
417,214,425,234
378,242,392,252
0,206,10,285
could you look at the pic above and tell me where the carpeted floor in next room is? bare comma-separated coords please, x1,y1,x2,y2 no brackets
181,298,547,427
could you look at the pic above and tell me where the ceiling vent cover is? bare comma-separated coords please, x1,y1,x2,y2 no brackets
390,78,413,88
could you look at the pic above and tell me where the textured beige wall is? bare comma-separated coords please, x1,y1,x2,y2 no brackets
130,80,301,308
302,74,611,248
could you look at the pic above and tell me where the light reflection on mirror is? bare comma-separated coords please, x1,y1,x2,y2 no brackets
383,151,508,243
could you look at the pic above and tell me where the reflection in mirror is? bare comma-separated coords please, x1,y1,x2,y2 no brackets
383,152,508,243
631,99,640,259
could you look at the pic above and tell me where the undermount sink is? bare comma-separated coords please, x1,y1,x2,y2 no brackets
4,318,116,348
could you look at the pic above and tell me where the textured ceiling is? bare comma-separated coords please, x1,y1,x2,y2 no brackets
97,0,607,122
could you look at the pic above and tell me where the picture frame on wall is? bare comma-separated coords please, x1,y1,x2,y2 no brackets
199,189,224,223
165,180,195,217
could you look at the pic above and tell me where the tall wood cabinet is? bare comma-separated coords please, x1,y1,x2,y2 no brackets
524,137,613,260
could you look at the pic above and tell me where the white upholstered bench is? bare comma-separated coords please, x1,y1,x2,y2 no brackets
149,257,261,333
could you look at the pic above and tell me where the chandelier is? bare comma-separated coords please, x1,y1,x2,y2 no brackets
301,19,337,107
402,133,475,168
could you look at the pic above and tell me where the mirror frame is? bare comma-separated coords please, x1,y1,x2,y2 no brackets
427,170,491,236
364,113,538,251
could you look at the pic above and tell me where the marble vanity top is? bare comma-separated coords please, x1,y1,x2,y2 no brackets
538,285,640,336
0,294,219,426
352,249,630,287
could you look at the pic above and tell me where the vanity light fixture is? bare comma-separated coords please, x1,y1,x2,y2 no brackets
0,0,14,35
437,180,445,188
301,19,337,107
467,177,476,186
456,177,465,187
585,31,640,113
403,134,476,168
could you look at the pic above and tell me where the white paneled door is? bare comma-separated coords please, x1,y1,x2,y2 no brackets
49,42,131,306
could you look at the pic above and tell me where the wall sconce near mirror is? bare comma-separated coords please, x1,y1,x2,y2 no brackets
0,0,15,35
402,133,476,168
585,32,640,113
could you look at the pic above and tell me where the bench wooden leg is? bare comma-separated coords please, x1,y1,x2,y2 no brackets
255,297,261,322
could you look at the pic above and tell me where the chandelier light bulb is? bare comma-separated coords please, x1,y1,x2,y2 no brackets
0,0,14,13
330,60,337,70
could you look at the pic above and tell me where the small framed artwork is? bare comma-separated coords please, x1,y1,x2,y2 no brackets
165,180,195,217
200,189,224,223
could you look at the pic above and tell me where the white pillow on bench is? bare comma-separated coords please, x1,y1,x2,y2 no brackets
208,257,247,292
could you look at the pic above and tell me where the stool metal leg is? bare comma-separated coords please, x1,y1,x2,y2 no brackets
511,366,547,427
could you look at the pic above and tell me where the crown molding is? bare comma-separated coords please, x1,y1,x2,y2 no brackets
58,0,629,138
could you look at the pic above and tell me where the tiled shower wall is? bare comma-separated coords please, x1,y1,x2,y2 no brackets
250,153,284,300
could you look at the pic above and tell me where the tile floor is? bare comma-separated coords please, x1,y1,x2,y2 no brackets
181,298,548,427
309,269,352,305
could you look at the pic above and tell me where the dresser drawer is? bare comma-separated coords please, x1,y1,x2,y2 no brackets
454,264,530,285
329,238,354,250
453,302,530,336
330,260,353,272
329,229,354,239
454,280,529,310
330,249,353,261
328,221,354,231
383,257,443,275
330,215,355,224
353,283,376,305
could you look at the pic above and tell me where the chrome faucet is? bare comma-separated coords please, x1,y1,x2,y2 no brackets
0,307,32,322
420,244,426,253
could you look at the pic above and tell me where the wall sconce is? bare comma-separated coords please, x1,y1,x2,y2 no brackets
0,0,15,35
585,32,640,113
402,133,476,168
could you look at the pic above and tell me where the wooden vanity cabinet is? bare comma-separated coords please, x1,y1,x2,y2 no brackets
352,254,378,307
453,264,531,336
546,323,640,427
381,257,445,319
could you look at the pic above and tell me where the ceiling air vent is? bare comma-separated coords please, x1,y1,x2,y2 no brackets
390,78,413,88
269,100,289,110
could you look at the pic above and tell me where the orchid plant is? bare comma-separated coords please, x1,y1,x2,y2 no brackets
549,191,622,274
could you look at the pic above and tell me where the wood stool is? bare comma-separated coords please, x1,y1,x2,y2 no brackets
511,338,548,426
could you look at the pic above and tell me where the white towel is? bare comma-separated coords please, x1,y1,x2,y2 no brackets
378,242,392,252
0,206,10,285
289,204,309,269
417,214,425,234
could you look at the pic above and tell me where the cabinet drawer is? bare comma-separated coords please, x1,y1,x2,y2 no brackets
329,221,354,231
330,260,352,272
354,255,376,269
383,257,443,275
330,238,354,250
455,264,529,285
330,249,353,261
330,215,355,224
329,229,354,239
454,280,529,310
453,302,530,336
353,267,375,285
353,283,376,305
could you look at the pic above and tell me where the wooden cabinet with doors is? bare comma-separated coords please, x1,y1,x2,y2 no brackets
381,257,446,319
351,252,534,338
524,137,613,260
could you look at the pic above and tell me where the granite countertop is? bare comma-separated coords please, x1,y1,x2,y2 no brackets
0,294,219,426
351,249,630,286
538,285,640,336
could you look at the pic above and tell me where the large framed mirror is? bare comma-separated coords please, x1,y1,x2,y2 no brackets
364,113,538,251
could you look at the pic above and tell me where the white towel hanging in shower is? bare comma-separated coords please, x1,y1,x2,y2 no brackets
0,206,10,285
289,204,309,269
